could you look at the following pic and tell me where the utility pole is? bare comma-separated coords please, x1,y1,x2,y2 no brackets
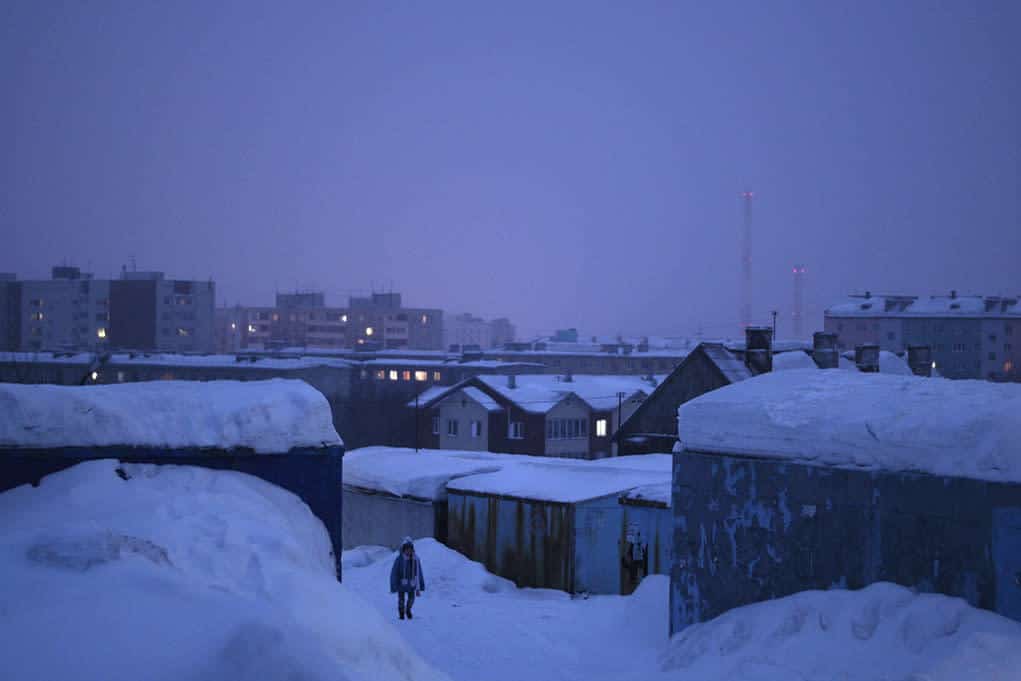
771,310,778,340
616,391,626,456
414,391,420,452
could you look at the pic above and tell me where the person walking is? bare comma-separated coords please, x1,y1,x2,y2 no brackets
389,537,425,620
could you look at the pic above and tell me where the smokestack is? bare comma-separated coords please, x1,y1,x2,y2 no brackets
907,345,933,377
507,373,516,389
854,344,880,373
744,326,773,374
812,332,839,369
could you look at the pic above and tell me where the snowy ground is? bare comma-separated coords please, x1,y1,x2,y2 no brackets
345,540,1021,681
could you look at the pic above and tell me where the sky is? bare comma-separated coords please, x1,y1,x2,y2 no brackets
2,1,1018,340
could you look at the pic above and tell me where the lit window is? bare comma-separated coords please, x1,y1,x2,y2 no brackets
509,422,524,439
375,369,386,380
96,328,107,339
247,324,257,333
1006,361,1015,373
90,371,99,381
388,370,398,381
596,418,608,437
365,327,374,336
116,371,126,383
30,312,44,321
433,371,441,381
421,314,428,324
470,421,482,438
272,313,279,321
432,416,440,435
177,328,191,337
230,322,237,330
414,370,428,382
341,314,348,323
447,419,459,437
402,370,411,381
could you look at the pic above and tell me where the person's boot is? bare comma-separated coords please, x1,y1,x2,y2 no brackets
399,605,405,620
406,606,413,620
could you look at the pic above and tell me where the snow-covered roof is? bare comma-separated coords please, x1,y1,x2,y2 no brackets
827,294,1021,318
476,374,652,413
343,447,504,500
771,351,819,371
678,369,1021,483
448,460,668,504
701,344,752,383
623,482,672,507
0,379,342,453
772,349,913,375
0,351,353,371
462,387,503,412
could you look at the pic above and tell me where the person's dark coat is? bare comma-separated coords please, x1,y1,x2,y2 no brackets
389,540,425,594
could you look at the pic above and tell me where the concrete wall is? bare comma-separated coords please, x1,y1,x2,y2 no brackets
436,390,491,451
342,487,444,549
669,449,1021,634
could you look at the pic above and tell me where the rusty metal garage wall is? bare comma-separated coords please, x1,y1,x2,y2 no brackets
447,491,575,591
619,499,672,594
670,449,1021,635
572,495,625,594
342,486,445,549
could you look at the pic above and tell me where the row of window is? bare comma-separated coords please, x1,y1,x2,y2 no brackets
375,369,442,382
547,418,588,440
433,417,523,439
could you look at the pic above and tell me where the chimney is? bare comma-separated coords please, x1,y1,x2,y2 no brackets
907,345,933,377
854,344,880,373
812,332,839,369
950,289,957,299
507,373,516,389
744,326,773,374
563,368,573,383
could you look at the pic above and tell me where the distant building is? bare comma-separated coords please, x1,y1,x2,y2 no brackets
443,313,517,350
0,267,214,353
411,373,655,458
824,291,1020,380
349,292,443,350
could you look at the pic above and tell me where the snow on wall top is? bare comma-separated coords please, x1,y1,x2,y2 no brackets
678,369,1021,483
0,379,342,453
772,349,912,375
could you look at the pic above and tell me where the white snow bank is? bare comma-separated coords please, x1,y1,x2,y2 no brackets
679,369,1021,483
624,482,672,507
662,582,1021,681
0,461,447,681
0,379,341,453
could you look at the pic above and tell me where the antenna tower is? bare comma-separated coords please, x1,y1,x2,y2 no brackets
793,264,806,338
740,189,753,330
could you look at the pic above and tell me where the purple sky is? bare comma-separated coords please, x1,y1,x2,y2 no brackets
3,1,1018,339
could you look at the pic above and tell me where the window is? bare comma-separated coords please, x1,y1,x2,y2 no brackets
887,332,895,341
1006,361,1015,373
388,370,398,381
596,418,608,437
30,299,43,307
1007,325,1014,336
414,370,428,382
470,421,482,438
341,314,348,323
97,327,107,339
176,328,191,337
546,418,589,440
421,314,429,324
1006,344,1013,352
447,419,459,437
375,369,385,380
509,421,524,439
365,327,374,336
988,352,997,361
402,370,412,381
30,327,42,337
952,343,965,353
247,324,257,333
989,334,998,343
433,371,442,381
432,416,440,435
30,312,43,321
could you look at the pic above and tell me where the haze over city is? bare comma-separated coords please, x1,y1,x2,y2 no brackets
3,0,1018,339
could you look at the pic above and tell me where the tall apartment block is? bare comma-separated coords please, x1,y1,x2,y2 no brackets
824,291,1019,380
443,313,517,350
0,267,214,353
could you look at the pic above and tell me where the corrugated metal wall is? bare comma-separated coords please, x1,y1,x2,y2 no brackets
447,491,574,591
670,449,1021,634
0,446,345,580
342,487,445,549
618,500,671,594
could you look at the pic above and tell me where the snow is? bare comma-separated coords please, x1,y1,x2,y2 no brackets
447,459,666,503
679,369,1021,483
345,447,672,503
771,350,818,371
476,373,654,412
0,461,447,681
624,482,672,506
772,349,913,374
827,294,1020,318
343,447,504,500
0,351,353,370
701,344,752,383
343,539,1021,681
0,379,342,453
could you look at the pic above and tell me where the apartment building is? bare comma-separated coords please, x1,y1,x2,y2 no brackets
824,291,1020,380
0,267,214,353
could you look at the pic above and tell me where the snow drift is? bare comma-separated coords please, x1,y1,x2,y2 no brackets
0,379,342,453
0,460,446,681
